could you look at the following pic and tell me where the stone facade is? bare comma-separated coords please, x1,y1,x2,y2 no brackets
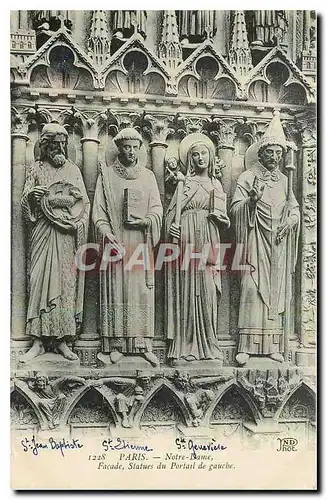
10,10,316,442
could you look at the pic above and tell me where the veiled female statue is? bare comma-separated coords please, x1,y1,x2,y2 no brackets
165,133,230,366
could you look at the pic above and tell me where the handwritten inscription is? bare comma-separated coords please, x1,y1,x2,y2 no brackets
102,438,153,452
276,437,298,452
175,437,227,458
20,435,83,457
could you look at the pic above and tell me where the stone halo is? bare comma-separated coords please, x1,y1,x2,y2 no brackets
179,133,215,169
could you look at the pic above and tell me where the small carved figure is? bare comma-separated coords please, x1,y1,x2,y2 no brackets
252,11,288,46
112,11,147,39
93,128,163,367
185,389,215,426
164,157,180,191
165,133,230,366
115,389,144,428
90,375,149,428
177,11,216,42
25,372,85,429
231,112,300,366
20,123,90,363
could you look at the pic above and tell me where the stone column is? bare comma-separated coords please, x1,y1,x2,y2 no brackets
215,119,237,202
11,113,30,362
142,114,174,205
205,117,238,357
141,115,174,359
149,141,168,205
296,118,316,368
74,118,101,366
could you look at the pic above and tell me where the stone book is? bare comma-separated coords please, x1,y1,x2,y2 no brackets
209,188,227,216
123,187,144,223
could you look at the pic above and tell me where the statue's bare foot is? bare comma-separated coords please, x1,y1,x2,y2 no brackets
269,353,284,363
97,352,112,365
236,352,250,366
121,416,132,428
184,355,197,362
20,339,45,363
110,351,124,364
57,341,79,361
143,351,160,367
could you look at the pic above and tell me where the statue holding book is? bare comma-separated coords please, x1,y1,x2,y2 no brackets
165,133,230,366
92,128,163,366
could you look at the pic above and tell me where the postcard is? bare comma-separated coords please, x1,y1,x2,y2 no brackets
10,9,317,490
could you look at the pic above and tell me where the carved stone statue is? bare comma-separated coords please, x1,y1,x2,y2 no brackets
177,11,216,42
112,11,147,39
92,128,163,367
165,133,230,366
20,123,90,363
252,11,288,46
24,372,85,429
230,112,300,366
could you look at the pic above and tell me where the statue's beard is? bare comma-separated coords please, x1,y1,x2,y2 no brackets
49,153,66,168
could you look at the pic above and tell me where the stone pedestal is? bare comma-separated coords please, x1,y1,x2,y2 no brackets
17,352,81,371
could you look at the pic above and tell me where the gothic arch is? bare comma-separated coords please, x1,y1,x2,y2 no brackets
275,381,316,422
245,47,315,104
101,35,169,95
134,380,192,428
24,28,99,89
175,40,242,99
10,384,44,429
63,386,119,428
212,76,237,100
205,382,260,427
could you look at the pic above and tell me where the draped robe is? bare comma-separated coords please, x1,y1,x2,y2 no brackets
165,175,227,361
21,160,89,339
92,160,162,354
230,163,300,355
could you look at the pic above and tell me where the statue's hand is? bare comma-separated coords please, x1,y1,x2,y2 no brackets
58,219,77,232
208,211,230,228
169,222,181,240
276,215,298,244
104,233,124,256
124,215,149,229
248,176,264,206
30,186,49,203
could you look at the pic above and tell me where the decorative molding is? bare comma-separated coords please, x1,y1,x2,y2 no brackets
238,368,301,418
203,116,243,148
141,114,175,142
11,105,53,135
245,46,316,104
